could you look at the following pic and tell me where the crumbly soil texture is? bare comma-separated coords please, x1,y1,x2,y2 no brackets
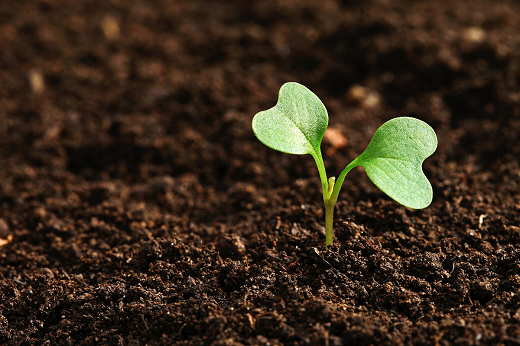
2,0,520,345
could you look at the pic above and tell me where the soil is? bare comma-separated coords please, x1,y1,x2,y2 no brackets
1,0,520,345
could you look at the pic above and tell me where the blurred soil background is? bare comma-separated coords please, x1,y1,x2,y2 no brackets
1,0,520,345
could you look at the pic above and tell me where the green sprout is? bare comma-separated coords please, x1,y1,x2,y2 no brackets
252,82,437,248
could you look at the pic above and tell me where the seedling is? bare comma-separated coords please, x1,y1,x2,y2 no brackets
252,82,437,248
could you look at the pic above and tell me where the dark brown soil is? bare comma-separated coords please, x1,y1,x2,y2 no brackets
2,0,520,345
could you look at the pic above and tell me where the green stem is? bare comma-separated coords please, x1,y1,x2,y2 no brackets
313,150,334,249
312,150,329,201
324,159,360,249
313,151,361,249
325,200,334,248
328,159,360,206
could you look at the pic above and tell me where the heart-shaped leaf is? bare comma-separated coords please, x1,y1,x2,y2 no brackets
252,82,328,157
354,117,437,209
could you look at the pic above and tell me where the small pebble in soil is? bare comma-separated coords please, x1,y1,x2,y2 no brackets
28,69,45,94
0,218,9,238
345,85,381,108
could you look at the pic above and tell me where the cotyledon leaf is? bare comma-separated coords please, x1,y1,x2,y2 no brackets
252,82,328,157
352,117,437,209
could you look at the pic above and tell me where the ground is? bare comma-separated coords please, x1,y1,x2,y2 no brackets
1,0,520,345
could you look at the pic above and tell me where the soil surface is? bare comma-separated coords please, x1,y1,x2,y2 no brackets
1,0,520,345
